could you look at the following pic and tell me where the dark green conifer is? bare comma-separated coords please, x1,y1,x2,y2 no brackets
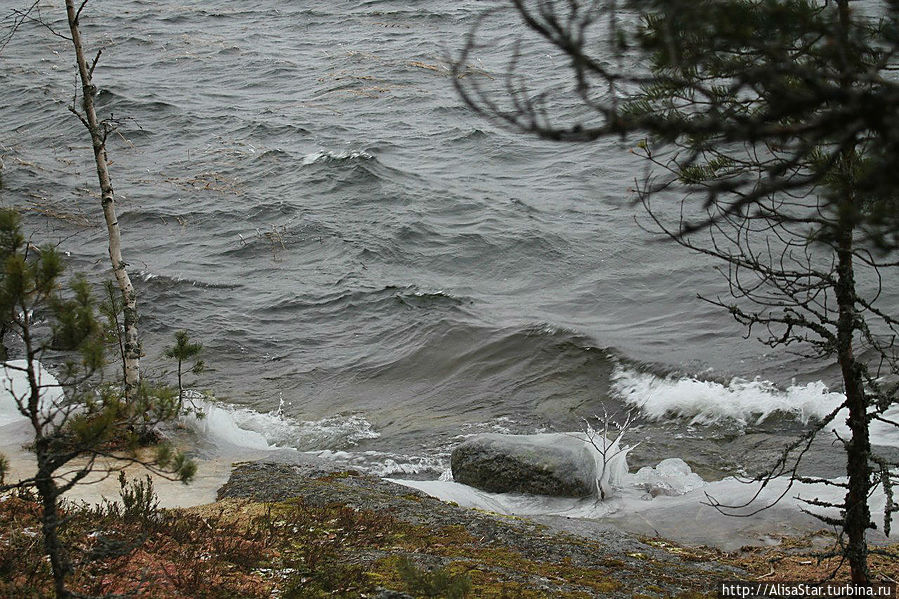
0,209,195,598
164,330,205,408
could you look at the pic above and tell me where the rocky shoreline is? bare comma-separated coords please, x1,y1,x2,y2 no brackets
219,461,748,597
3,446,897,598
207,453,899,598
217,457,738,598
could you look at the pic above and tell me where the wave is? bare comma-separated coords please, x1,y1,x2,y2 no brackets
296,148,416,191
612,367,843,425
253,148,294,163
137,270,242,290
343,321,617,423
448,128,490,143
178,392,453,476
612,366,899,447
94,88,180,115
240,411,380,451
181,395,380,452
266,285,471,318
302,149,374,166
312,449,448,477
176,395,465,476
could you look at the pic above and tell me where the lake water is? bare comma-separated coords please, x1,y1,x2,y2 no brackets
1,0,895,479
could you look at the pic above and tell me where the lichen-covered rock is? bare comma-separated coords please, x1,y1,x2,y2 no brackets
450,433,595,497
213,459,746,598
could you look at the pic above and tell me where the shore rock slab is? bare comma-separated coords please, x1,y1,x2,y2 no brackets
217,460,745,598
450,432,595,497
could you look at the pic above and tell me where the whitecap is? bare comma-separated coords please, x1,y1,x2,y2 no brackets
612,366,843,425
180,394,380,452
301,149,373,165
611,365,899,447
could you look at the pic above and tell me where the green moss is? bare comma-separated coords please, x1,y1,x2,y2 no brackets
395,555,472,598
314,470,361,482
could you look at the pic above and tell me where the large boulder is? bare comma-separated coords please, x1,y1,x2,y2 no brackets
450,433,597,497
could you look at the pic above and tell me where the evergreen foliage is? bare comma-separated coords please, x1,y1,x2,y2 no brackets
396,555,472,599
0,208,196,598
164,329,205,408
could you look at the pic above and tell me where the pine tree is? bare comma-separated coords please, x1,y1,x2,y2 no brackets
164,330,205,409
0,209,195,598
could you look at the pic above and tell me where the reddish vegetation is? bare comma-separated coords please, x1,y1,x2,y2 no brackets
0,494,276,599
3,485,896,599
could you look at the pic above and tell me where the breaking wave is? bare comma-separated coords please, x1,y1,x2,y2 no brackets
611,366,843,426
181,395,380,452
612,365,899,447
302,150,374,165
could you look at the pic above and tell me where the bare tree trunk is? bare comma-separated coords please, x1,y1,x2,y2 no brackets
836,229,872,584
36,464,71,599
64,0,140,399
833,1,871,582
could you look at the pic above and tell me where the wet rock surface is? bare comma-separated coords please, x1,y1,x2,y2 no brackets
450,433,596,497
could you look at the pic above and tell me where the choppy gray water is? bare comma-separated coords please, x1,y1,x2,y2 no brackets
1,0,890,477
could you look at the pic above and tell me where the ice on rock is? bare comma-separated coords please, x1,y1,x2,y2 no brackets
451,432,634,499
1,360,64,429
630,458,707,497
580,435,633,499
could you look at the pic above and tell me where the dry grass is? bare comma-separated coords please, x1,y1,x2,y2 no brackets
645,533,899,585
7,478,895,599
0,491,276,599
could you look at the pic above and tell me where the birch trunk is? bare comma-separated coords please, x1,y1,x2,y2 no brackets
64,0,140,399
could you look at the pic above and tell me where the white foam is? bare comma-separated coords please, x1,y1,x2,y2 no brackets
613,367,845,425
613,366,899,447
288,414,381,450
182,397,273,450
310,449,446,477
181,395,380,452
302,150,373,165
458,416,524,437
364,455,444,477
